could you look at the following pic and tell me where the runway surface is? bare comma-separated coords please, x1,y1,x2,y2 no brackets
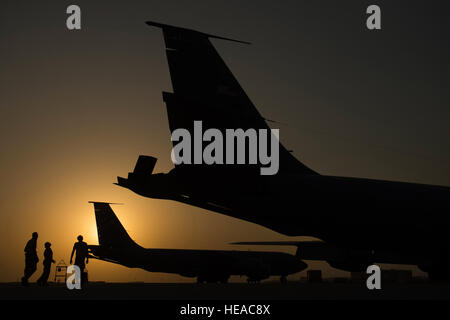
1,281,449,300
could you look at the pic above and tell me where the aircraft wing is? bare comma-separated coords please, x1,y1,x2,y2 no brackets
232,241,428,269
232,241,341,260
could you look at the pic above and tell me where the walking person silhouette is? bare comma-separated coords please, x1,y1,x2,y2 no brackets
21,232,39,286
70,235,89,285
37,242,55,286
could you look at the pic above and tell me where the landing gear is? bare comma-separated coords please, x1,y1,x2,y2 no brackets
280,275,287,284
247,278,260,284
197,275,230,284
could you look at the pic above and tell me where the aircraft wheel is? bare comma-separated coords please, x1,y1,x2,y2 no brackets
247,279,260,284
197,276,205,284
219,276,229,284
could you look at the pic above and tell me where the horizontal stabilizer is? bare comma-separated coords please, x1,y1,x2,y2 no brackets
88,201,123,205
145,21,250,44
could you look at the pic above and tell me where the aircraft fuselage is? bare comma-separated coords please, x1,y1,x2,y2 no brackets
89,244,305,281
118,170,450,255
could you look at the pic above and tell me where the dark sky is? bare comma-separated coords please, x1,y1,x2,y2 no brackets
1,0,449,282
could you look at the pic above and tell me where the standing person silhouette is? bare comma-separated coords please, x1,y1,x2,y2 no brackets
37,242,55,286
70,235,89,273
21,232,39,286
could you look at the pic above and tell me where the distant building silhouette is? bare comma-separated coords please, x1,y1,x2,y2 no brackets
350,271,367,283
307,270,322,283
382,269,413,283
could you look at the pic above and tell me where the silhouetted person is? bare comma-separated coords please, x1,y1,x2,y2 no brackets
37,242,55,286
70,235,89,273
21,232,39,286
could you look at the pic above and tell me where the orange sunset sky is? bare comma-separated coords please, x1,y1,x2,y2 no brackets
1,1,449,282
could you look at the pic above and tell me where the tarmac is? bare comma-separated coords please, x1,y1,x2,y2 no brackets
1,281,449,300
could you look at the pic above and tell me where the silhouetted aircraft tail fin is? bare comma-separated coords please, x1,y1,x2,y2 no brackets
89,202,137,249
146,21,317,176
